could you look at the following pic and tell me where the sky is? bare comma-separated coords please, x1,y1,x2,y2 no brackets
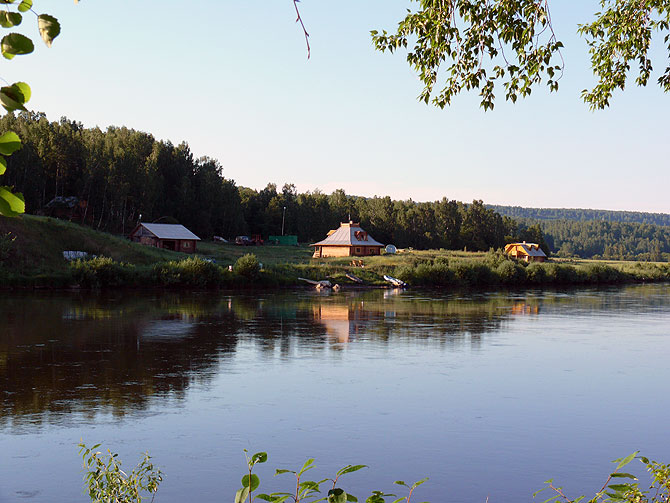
5,1,669,213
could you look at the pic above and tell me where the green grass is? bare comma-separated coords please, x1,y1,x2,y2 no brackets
0,215,185,274
1,216,668,289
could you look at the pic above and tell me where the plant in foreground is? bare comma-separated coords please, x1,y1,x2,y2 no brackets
534,452,670,503
236,451,426,503
79,442,162,503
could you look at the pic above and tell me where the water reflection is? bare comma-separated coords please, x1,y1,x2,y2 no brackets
0,285,666,430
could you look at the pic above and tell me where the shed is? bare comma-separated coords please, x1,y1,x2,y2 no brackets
504,242,547,262
129,223,201,253
311,222,384,258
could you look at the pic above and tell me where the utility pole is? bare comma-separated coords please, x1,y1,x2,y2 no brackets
282,206,286,236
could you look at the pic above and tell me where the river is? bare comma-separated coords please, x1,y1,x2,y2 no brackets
1,285,669,502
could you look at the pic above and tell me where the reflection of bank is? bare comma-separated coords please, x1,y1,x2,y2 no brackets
313,303,381,343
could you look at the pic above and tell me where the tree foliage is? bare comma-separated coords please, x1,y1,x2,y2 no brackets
0,0,64,216
372,0,670,109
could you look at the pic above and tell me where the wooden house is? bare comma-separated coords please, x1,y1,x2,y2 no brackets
129,223,201,253
504,241,547,262
311,222,384,258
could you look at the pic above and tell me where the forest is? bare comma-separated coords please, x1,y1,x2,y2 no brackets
490,205,670,227
1,112,668,261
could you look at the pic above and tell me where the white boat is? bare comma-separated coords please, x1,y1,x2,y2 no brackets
383,275,407,288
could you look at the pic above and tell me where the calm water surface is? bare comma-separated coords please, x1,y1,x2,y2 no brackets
1,285,669,502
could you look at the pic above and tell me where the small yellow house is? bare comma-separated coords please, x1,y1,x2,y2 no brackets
504,242,547,262
311,222,384,258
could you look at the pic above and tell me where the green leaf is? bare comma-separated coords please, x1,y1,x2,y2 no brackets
1,32,34,59
275,469,294,476
610,473,637,480
328,488,347,503
235,487,250,503
411,478,428,489
394,481,408,488
607,484,633,492
0,131,21,155
37,14,60,47
242,474,260,492
346,494,358,502
337,465,368,477
298,458,315,475
17,0,31,12
252,452,268,465
0,11,22,28
615,452,637,470
391,498,406,503
0,156,6,175
0,186,25,216
0,82,30,112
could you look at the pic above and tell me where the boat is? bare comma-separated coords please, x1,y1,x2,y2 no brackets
345,273,364,284
383,274,407,288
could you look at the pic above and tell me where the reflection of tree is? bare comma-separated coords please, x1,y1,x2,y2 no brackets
1,285,664,429
0,294,241,429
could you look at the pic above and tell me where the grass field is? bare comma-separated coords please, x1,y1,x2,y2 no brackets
1,216,669,288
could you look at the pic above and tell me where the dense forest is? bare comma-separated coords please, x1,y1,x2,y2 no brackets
490,205,670,227
1,112,668,260
0,112,537,252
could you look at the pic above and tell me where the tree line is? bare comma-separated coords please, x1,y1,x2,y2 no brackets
490,205,670,227
1,112,668,260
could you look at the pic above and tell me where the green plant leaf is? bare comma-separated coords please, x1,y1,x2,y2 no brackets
235,487,250,503
0,131,21,155
0,83,29,112
275,469,294,476
610,473,637,480
1,32,34,59
37,14,60,47
0,11,22,28
252,452,268,464
337,465,368,477
615,452,637,470
242,474,260,492
346,493,358,502
0,156,6,175
17,0,31,12
411,478,428,489
394,481,408,488
328,488,347,503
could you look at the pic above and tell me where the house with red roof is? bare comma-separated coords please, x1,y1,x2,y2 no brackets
311,221,384,258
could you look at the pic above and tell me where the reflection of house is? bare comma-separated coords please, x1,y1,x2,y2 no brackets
510,303,540,316
311,221,384,258
504,242,547,262
129,223,200,253
313,303,378,343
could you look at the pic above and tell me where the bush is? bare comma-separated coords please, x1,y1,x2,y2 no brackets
152,256,224,287
496,260,527,285
526,263,548,284
234,253,261,280
70,257,132,288
0,231,15,262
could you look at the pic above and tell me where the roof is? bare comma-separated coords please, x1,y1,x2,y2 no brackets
132,223,201,241
311,222,383,247
505,242,546,257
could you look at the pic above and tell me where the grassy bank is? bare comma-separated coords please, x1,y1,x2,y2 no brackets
1,216,669,289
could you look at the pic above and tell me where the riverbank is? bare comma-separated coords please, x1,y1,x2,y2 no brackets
1,215,669,289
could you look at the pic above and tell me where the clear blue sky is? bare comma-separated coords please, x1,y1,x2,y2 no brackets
7,1,670,212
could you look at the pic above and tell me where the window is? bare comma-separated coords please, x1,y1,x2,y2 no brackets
355,247,361,254
183,241,190,248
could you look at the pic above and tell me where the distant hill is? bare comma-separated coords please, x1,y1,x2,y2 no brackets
489,205,670,227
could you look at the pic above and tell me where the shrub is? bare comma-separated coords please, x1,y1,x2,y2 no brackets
234,253,261,280
526,263,548,284
152,256,224,287
0,231,15,262
496,260,527,285
70,257,131,288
